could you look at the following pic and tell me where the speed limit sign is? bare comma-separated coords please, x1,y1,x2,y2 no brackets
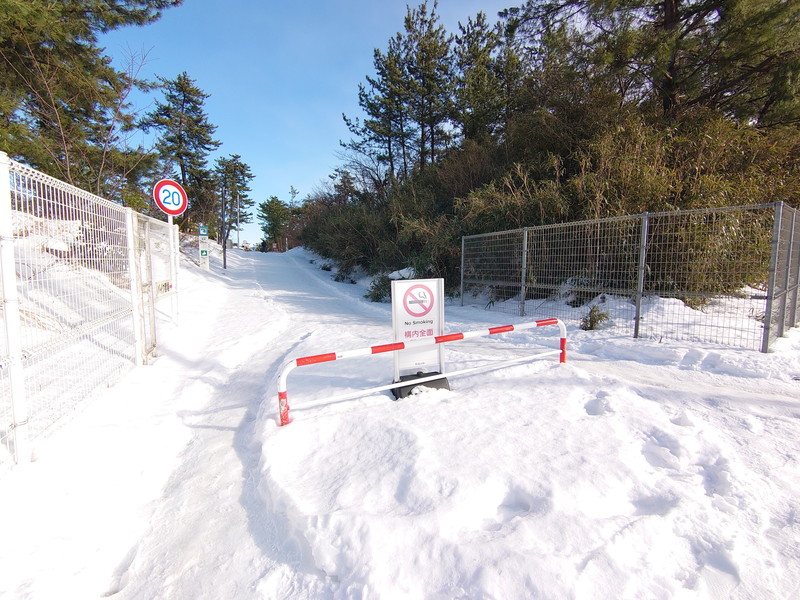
153,179,188,216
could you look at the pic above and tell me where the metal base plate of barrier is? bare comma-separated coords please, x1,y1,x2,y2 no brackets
391,372,451,399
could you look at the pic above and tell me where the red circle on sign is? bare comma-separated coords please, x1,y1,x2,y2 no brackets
153,179,188,216
403,284,434,317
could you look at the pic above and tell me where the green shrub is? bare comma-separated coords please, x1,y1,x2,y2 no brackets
580,306,610,330
333,267,352,282
365,275,392,303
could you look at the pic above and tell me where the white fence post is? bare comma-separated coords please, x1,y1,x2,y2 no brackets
125,209,145,366
633,212,650,339
519,228,529,317
0,152,30,464
762,202,783,352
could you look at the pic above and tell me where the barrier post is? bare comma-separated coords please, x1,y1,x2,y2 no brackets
277,318,566,426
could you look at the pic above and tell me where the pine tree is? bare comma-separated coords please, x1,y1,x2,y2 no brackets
345,38,414,183
0,0,181,197
257,196,290,247
402,0,454,166
454,12,504,142
143,72,221,228
215,154,255,246
511,0,800,125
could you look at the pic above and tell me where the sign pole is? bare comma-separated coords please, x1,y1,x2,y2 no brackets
152,180,187,325
168,215,179,324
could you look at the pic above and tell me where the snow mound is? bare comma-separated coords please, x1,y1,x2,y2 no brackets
257,353,798,598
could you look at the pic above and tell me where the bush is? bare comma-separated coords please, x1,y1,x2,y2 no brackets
580,306,610,330
365,275,392,303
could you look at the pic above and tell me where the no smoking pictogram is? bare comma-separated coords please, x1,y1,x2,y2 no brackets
403,284,434,317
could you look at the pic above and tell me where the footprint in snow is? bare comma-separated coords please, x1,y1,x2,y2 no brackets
584,391,612,416
641,428,682,470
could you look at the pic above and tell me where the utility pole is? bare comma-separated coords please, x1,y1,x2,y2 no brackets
221,184,227,270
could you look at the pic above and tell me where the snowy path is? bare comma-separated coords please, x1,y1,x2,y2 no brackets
105,257,285,598
106,250,396,598
1,247,799,600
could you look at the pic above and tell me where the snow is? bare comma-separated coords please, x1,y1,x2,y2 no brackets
1,243,799,600
388,267,415,280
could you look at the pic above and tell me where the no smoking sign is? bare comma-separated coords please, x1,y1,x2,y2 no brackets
403,284,434,317
391,278,445,379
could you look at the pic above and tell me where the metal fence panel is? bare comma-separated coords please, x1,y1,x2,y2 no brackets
132,214,175,361
0,374,9,463
774,204,800,337
1,154,173,467
462,203,797,352
524,216,641,332
461,229,525,310
786,208,800,331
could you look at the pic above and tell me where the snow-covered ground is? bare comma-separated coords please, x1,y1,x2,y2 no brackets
1,243,798,600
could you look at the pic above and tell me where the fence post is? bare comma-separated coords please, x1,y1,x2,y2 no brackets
780,207,796,333
789,207,800,329
775,211,795,337
633,212,649,339
144,220,158,359
460,236,465,306
125,209,145,366
0,152,30,464
762,202,783,353
519,228,529,317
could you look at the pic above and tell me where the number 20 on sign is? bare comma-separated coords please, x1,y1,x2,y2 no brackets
153,179,188,216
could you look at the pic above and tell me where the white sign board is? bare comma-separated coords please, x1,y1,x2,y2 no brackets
391,278,445,379
155,279,174,298
198,224,209,270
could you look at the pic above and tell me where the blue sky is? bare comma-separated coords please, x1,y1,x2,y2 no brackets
100,0,513,244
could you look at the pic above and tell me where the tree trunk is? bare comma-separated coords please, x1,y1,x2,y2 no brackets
660,0,681,117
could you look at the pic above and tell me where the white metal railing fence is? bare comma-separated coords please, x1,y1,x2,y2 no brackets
0,152,179,467
461,203,800,352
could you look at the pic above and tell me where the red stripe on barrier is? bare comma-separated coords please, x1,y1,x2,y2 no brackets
560,337,567,363
278,391,290,426
296,352,337,367
435,333,464,344
372,342,405,354
488,325,514,335
536,318,559,327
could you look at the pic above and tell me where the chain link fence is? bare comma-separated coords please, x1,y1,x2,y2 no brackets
461,203,799,352
1,153,178,467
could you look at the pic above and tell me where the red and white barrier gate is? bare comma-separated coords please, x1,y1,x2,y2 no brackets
277,318,567,426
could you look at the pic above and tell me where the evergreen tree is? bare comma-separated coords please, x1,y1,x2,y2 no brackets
493,13,527,141
345,37,414,183
257,196,291,248
0,0,181,197
142,72,221,228
215,154,255,246
511,0,800,125
453,12,504,142
402,0,454,166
